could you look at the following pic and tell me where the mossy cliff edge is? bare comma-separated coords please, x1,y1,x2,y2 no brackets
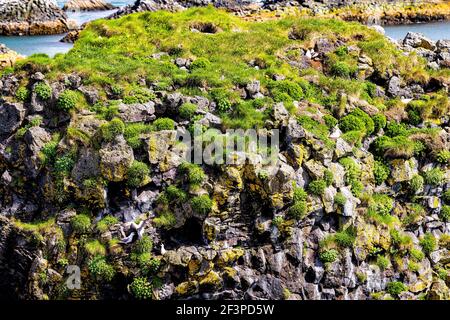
0,7,449,300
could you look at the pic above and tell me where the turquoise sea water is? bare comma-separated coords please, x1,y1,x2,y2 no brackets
384,20,450,41
0,1,449,57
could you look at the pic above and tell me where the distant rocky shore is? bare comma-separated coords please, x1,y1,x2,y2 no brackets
0,0,76,36
110,0,450,25
1,0,449,36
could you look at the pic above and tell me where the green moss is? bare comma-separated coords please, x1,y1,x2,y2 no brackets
423,168,444,186
319,249,339,263
180,162,206,186
152,117,175,131
367,194,394,220
339,157,363,197
297,116,334,149
39,133,61,165
89,256,115,282
339,114,365,133
419,233,436,255
334,192,346,207
386,281,407,297
179,102,198,119
308,179,327,196
124,122,153,148
191,194,212,216
153,211,176,229
323,114,338,129
443,190,450,204
165,185,188,202
123,87,155,104
16,87,30,101
133,235,153,254
101,117,125,142
373,161,390,186
97,215,118,233
376,255,390,270
289,185,308,220
372,114,387,132
70,214,91,234
85,240,106,256
409,174,424,193
127,161,150,188
436,150,450,164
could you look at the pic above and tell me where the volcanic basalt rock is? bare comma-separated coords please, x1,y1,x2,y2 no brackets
0,0,76,35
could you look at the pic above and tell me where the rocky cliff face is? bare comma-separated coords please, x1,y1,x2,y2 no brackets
0,0,75,35
63,0,116,12
0,7,449,300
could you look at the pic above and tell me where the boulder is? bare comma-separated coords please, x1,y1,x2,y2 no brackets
0,44,23,69
23,127,51,178
0,101,25,136
403,32,436,51
390,158,418,183
99,135,134,182
117,102,155,123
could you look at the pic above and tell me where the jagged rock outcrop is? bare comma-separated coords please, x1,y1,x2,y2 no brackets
0,0,76,35
0,44,23,69
63,0,116,12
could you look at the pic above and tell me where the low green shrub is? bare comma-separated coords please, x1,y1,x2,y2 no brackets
57,90,78,111
16,87,30,101
35,82,52,100
376,255,389,270
319,249,339,263
97,216,118,233
152,117,175,131
420,233,436,255
308,179,327,196
179,103,197,119
373,161,390,185
130,277,152,300
190,194,212,216
70,214,91,234
133,235,153,254
410,174,424,193
101,118,125,142
423,168,444,186
88,256,116,282
127,161,150,188
440,205,450,223
386,281,407,297
436,150,450,164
